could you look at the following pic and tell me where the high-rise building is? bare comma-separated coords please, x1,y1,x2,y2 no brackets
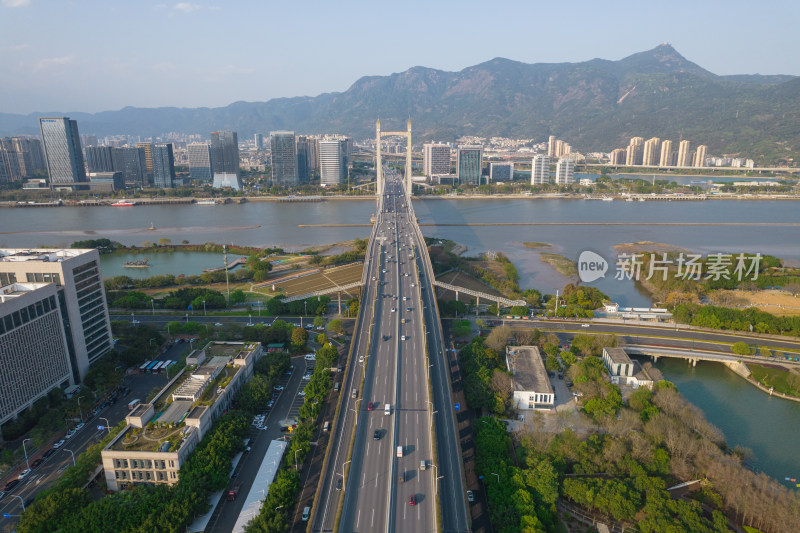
0,248,113,383
423,143,451,178
0,282,73,434
547,135,556,158
111,147,147,187
254,133,264,150
270,131,298,186
531,154,550,185
659,140,674,167
625,137,644,166
187,142,212,181
296,136,310,184
0,139,21,182
693,145,707,168
0,137,45,182
39,117,86,187
307,138,319,172
152,143,176,188
489,162,514,182
211,131,242,189
85,146,114,173
135,143,154,185
457,145,483,185
677,140,692,167
642,137,660,166
555,158,575,185
610,149,626,165
319,139,348,186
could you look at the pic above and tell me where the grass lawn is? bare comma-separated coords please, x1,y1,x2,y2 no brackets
748,364,800,397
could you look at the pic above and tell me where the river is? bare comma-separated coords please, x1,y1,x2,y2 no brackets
648,358,800,487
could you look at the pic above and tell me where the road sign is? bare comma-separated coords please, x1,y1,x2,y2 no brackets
454,403,460,411
97,425,105,431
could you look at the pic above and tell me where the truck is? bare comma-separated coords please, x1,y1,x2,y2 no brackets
227,482,241,501
127,399,141,410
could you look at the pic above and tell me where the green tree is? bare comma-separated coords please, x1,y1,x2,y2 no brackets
327,318,344,335
545,355,560,372
291,327,308,349
229,289,246,305
731,341,753,355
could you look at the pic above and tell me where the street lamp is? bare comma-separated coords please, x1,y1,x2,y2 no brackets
64,448,76,466
350,398,362,415
10,494,25,511
203,299,206,316
22,438,32,470
491,472,500,483
274,505,284,512
100,417,110,433
295,449,301,470
76,396,85,424
340,459,351,480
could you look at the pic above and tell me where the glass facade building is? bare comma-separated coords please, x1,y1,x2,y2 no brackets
39,117,86,187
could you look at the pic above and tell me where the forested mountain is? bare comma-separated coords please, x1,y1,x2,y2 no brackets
2,44,798,164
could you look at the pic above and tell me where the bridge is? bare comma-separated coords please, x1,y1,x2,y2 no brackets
433,279,527,308
311,120,470,533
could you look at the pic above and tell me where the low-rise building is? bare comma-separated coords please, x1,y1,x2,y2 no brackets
506,346,554,410
602,347,654,389
102,342,263,491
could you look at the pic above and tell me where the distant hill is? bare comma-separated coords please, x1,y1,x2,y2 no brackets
2,44,798,164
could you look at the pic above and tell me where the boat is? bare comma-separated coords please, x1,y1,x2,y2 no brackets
123,258,150,268
601,197,614,202
111,200,135,207
625,198,634,202
196,199,216,205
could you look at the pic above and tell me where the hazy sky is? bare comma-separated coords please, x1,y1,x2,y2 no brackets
1,0,798,114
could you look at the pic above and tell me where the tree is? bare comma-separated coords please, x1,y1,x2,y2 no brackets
316,333,328,345
731,341,753,356
291,327,308,349
313,316,325,328
545,355,561,372
486,325,512,352
327,318,344,335
229,289,246,305
266,297,286,316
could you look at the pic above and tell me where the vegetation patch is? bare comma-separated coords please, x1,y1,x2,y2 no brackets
523,241,554,249
539,252,578,279
748,364,800,397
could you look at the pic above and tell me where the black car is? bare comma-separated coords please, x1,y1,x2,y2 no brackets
4,479,20,491
43,448,57,458
336,478,343,491
30,458,43,469
373,430,381,440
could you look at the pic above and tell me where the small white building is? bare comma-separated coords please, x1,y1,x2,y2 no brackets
602,347,654,390
506,346,554,410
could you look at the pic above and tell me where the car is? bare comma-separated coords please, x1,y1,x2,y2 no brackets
467,490,474,502
372,276,376,280
367,401,374,411
408,495,416,506
42,448,57,458
74,422,84,431
0,491,5,501
273,385,284,391
581,323,591,328
18,469,31,480
280,426,290,433
259,425,269,431
403,296,408,301
302,374,311,381
214,322,223,326
65,430,75,439
30,458,43,469
298,390,306,397
131,320,140,325
391,308,396,313
406,307,411,312
359,355,364,363
336,478,343,491
401,335,407,341
373,429,381,440
4,479,19,491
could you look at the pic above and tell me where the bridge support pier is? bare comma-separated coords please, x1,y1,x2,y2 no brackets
455,290,459,302
652,355,659,363
496,301,501,317
338,291,342,316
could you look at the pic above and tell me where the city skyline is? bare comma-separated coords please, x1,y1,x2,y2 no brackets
1,1,799,114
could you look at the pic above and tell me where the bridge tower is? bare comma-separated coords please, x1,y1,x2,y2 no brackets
375,118,413,197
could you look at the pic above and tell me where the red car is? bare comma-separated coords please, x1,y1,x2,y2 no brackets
409,495,416,506
367,402,374,411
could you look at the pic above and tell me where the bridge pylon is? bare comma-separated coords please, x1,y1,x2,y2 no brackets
375,118,413,197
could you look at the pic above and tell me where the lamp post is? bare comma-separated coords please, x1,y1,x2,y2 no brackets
100,418,110,433
76,396,84,424
294,449,301,470
491,472,500,483
151,299,155,315
64,449,76,466
203,299,206,316
350,398,362,415
340,459,351,481
22,438,32,470
274,505,284,512
10,494,25,511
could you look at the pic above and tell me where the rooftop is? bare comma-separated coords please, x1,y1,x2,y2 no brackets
0,248,94,263
110,423,194,453
604,347,632,365
0,282,53,303
506,346,553,394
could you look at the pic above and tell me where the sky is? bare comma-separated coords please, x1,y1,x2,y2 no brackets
1,0,799,115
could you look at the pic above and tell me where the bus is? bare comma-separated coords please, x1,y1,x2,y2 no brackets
153,361,166,372
139,361,152,372
145,361,159,372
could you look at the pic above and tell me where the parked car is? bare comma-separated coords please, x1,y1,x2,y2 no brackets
42,448,57,458
17,469,31,480
53,439,65,448
467,490,474,502
30,458,43,469
4,479,19,491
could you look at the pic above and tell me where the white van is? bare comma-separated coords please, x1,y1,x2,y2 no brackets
384,404,391,415
304,354,316,361
396,445,403,458
302,506,310,521
323,421,330,432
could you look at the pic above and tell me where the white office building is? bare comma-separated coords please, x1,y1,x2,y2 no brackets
422,143,451,179
0,283,72,432
506,346,554,410
319,139,348,186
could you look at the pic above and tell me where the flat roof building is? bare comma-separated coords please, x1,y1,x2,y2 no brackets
0,283,72,432
489,162,514,183
602,347,654,390
506,346,554,410
423,143,451,178
0,248,113,383
102,342,263,491
457,145,483,185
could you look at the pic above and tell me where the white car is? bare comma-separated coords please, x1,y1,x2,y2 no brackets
391,308,396,313
74,422,84,431
273,385,285,391
359,355,364,363
65,430,76,439
403,297,408,301
401,335,407,341
53,439,65,449
18,468,31,480
581,323,591,328
214,322,223,326
298,390,306,397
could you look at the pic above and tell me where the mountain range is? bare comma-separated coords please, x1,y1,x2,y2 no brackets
2,44,798,164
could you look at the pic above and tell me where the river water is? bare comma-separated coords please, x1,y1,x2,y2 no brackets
2,198,800,483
